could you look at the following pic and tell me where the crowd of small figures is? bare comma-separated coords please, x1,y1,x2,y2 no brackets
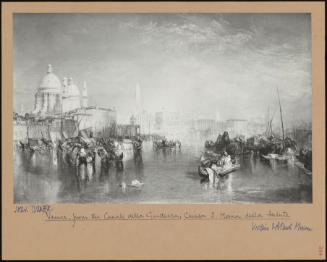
152,137,182,150
200,131,312,181
17,135,144,171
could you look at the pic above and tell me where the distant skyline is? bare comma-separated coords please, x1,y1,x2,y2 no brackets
14,13,311,127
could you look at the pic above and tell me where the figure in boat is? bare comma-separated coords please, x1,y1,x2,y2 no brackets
198,150,240,182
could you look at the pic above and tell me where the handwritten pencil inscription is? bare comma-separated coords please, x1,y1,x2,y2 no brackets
13,205,313,231
252,221,312,232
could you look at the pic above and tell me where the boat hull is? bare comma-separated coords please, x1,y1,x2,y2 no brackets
198,164,240,178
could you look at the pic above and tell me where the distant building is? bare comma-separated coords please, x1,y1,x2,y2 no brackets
32,64,63,115
69,106,117,136
116,124,140,139
153,111,193,140
14,64,116,141
13,116,78,142
247,117,266,136
190,119,215,140
131,83,155,135
154,112,164,130
226,119,248,137
32,64,88,116
194,119,216,131
63,77,84,112
291,127,312,149
154,111,179,136
189,119,227,140
107,114,141,139
135,110,154,135
130,114,137,126
154,111,182,130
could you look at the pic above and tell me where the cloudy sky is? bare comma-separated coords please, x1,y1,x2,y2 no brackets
14,13,311,126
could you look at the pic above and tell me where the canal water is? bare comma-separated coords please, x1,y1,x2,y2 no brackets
13,142,312,204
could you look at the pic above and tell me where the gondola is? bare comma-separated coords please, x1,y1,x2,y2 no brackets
154,144,176,150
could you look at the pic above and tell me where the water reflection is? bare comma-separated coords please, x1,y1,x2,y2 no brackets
14,142,312,204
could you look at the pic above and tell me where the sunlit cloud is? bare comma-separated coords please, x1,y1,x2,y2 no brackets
14,13,311,127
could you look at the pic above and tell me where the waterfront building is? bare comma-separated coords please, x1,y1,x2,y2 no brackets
226,119,248,138
194,119,216,131
130,114,137,126
116,124,140,139
32,64,62,115
14,64,117,141
289,126,312,149
32,64,86,116
189,119,227,141
153,111,193,140
247,117,266,136
62,77,82,113
135,110,154,135
132,83,155,135
69,106,117,137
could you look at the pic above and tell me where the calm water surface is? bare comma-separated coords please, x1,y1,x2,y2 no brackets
14,142,312,204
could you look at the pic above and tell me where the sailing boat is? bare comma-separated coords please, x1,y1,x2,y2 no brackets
276,87,285,151
261,87,290,164
265,106,275,138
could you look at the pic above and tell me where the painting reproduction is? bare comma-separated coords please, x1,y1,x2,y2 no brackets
13,13,312,204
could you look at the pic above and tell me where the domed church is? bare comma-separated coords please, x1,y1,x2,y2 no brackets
32,64,88,116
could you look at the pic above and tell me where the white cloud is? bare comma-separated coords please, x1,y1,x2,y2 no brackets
14,14,311,125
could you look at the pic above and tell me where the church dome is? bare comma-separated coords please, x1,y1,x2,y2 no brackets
64,78,80,97
67,84,81,97
39,64,62,93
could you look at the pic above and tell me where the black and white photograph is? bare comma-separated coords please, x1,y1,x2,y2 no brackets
13,13,312,204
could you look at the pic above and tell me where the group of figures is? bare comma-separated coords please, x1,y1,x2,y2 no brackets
153,137,182,150
15,134,147,198
200,130,312,184
246,134,312,173
17,135,145,174
204,131,298,157
200,131,241,183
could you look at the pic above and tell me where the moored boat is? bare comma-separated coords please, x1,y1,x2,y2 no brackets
153,140,177,150
260,153,291,164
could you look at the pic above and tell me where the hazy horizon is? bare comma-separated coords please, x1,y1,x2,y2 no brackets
14,13,311,127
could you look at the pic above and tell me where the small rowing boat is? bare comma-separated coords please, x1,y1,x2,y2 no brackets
198,164,240,178
261,153,290,162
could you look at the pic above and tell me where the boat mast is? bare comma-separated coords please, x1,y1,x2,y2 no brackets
266,106,270,136
269,108,276,137
269,116,273,137
60,95,63,139
276,87,285,150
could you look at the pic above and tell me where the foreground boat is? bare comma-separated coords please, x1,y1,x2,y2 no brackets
294,161,312,176
198,164,240,178
260,153,290,162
